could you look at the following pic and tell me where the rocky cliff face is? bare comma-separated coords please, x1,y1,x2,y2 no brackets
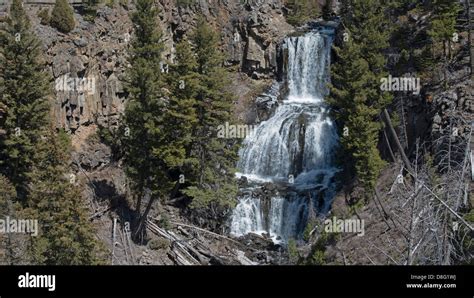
21,0,293,136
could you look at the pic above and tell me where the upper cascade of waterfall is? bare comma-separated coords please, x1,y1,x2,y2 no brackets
286,31,333,103
230,28,339,242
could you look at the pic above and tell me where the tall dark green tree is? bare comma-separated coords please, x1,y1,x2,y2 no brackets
427,0,460,58
329,0,392,192
163,39,199,189
123,0,186,239
183,18,238,210
342,0,393,107
0,0,50,200
329,41,385,191
27,129,104,265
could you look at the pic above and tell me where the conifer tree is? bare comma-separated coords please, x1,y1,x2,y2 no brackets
27,129,103,265
427,0,460,58
329,0,392,192
329,41,385,191
0,0,50,200
342,0,393,108
50,0,75,33
183,18,238,209
162,39,199,191
122,0,180,239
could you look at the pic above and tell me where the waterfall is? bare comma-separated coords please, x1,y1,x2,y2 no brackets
230,29,339,243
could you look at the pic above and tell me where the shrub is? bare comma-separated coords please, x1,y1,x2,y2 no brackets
148,238,170,250
287,239,299,262
37,8,50,25
50,0,75,33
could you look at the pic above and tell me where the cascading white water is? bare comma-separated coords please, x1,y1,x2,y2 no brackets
230,29,339,242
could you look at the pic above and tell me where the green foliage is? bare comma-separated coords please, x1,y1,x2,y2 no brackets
414,46,435,71
50,0,75,33
427,0,460,58
158,213,171,230
148,238,170,250
285,0,320,26
306,230,336,265
0,0,51,200
0,0,104,265
329,40,386,192
310,250,325,265
161,39,198,175
181,17,239,209
83,0,99,22
37,9,50,25
303,219,317,241
465,210,474,223
27,129,104,265
287,238,299,262
122,0,174,208
328,0,392,193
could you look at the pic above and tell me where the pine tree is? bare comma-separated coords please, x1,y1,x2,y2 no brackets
427,0,460,58
27,129,103,265
329,0,392,192
0,0,50,200
183,18,238,210
329,40,385,191
342,0,393,107
50,0,75,33
163,39,199,183
122,0,179,239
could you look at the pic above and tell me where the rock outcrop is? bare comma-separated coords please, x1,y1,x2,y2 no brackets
16,0,294,135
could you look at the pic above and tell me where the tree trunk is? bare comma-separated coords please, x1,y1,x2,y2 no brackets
134,196,156,241
382,108,414,174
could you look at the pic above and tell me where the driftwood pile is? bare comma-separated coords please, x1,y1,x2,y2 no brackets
146,219,256,265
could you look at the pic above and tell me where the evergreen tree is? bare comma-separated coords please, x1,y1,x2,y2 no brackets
342,0,392,103
163,39,199,180
0,0,50,200
183,18,238,209
27,129,103,265
427,0,460,58
329,41,385,191
329,0,392,193
122,0,180,239
50,0,75,33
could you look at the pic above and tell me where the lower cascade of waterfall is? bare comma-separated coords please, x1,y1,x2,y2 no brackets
230,28,339,243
